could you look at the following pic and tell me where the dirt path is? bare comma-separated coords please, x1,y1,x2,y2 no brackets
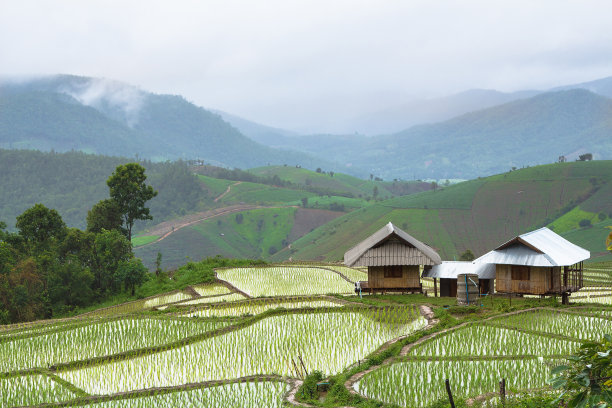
136,204,263,247
214,181,242,202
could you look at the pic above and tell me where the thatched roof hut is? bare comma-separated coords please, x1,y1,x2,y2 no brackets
344,222,441,293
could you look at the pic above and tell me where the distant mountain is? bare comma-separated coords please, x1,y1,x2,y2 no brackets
0,75,335,171
349,88,541,135
552,76,612,98
210,109,299,147
366,89,612,178
250,89,612,179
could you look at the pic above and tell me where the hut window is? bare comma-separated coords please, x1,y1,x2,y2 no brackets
511,265,530,281
384,266,403,278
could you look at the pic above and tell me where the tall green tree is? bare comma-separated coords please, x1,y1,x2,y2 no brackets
118,258,148,296
92,229,132,293
106,163,158,241
16,204,67,250
86,199,124,234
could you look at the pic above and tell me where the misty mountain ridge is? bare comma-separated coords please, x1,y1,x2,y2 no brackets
2,74,612,180
0,74,339,171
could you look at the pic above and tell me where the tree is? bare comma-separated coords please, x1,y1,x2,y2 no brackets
118,258,148,296
86,199,124,234
459,249,475,261
579,219,593,228
16,204,66,249
316,168,322,173
92,229,132,293
301,197,308,208
155,252,163,276
373,186,379,199
578,153,593,161
106,163,158,241
549,334,612,407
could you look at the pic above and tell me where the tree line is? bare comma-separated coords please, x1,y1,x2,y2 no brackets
0,163,156,323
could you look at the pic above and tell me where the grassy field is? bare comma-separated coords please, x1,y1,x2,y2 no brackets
282,161,612,262
2,261,610,407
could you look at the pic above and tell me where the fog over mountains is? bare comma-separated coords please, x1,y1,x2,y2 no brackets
2,74,612,179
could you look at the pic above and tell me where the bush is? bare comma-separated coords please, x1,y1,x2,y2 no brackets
579,218,593,228
298,371,324,402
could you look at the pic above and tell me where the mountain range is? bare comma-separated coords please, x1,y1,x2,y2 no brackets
2,74,612,179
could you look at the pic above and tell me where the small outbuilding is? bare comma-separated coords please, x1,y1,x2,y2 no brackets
344,222,442,294
422,261,496,297
475,227,589,303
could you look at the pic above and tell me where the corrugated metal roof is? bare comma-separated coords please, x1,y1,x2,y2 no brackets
474,227,590,267
344,222,442,267
423,261,496,279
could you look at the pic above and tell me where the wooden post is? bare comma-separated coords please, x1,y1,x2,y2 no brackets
499,378,506,405
434,278,438,297
445,379,456,408
298,354,308,377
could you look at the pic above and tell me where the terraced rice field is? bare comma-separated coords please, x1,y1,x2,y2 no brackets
1,262,610,407
78,381,290,407
0,317,227,372
58,308,425,394
409,324,578,357
217,266,355,296
183,298,343,318
169,293,247,307
0,374,76,406
356,308,610,407
357,358,552,408
488,309,612,340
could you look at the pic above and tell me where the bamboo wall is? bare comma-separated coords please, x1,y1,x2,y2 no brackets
495,265,561,295
368,265,420,289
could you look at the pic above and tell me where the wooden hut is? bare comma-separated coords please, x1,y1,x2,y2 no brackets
422,261,496,297
344,222,441,294
474,227,589,303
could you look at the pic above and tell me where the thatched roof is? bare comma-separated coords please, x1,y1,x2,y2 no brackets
344,222,442,267
423,261,496,279
474,227,590,267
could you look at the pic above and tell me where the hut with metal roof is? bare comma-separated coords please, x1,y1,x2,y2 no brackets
344,222,441,294
423,261,496,297
474,227,589,303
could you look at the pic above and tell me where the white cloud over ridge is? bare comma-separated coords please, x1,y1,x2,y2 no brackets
1,0,612,132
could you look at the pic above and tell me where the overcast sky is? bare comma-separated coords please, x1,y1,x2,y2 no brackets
2,0,612,132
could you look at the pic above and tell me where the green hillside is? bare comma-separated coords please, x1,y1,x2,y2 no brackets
277,161,612,263
0,149,210,231
0,75,333,171
248,165,430,199
135,207,342,269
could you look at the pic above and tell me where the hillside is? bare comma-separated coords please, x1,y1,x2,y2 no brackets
278,161,612,263
248,165,431,199
0,149,215,231
242,89,612,180
0,75,335,170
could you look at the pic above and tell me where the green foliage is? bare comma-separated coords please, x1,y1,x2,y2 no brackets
298,371,324,402
107,163,158,240
87,198,123,234
459,249,475,261
549,334,612,408
580,218,594,228
118,258,149,296
92,229,133,294
16,203,67,249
